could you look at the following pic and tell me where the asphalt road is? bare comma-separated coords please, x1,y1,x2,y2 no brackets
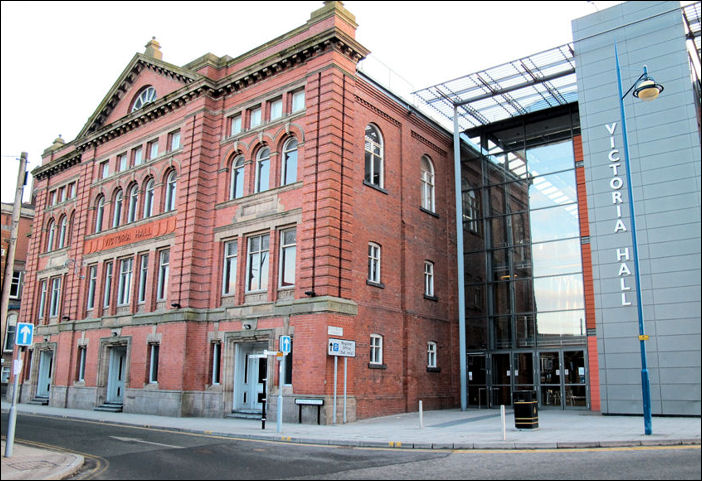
2,412,700,480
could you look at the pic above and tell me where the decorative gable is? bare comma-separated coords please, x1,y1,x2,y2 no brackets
77,41,201,140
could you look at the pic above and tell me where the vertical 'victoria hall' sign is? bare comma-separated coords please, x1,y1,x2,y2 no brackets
605,122,634,306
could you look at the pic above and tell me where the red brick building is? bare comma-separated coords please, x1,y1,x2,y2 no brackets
17,1,459,422
1,201,34,396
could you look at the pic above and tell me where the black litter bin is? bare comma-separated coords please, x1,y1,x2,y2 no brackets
513,390,538,429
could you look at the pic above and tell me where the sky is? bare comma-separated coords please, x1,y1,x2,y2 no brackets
0,0,624,204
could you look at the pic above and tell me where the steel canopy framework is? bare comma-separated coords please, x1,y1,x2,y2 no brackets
412,43,577,133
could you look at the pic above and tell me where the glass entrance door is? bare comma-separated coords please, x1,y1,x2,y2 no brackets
564,350,587,407
467,354,487,407
539,350,587,408
539,351,561,407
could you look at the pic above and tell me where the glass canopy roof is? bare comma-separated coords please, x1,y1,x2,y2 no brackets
412,43,577,132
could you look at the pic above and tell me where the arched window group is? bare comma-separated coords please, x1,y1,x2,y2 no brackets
228,136,298,201
93,170,177,234
45,212,74,252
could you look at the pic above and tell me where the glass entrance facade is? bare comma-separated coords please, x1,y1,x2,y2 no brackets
463,104,588,409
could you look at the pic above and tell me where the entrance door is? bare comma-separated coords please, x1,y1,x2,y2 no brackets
233,343,267,412
467,354,487,407
36,350,53,398
106,347,126,403
538,350,587,409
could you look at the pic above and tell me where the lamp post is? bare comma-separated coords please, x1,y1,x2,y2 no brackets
614,43,663,436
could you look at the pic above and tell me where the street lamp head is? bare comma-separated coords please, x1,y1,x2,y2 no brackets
633,66,663,102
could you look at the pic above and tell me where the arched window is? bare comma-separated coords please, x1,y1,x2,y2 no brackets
364,124,384,188
421,155,435,212
46,219,56,252
57,215,67,249
131,86,157,112
143,179,154,218
95,195,105,233
230,156,245,200
112,190,123,228
255,147,270,193
67,211,75,247
164,171,177,212
282,137,298,186
127,184,139,223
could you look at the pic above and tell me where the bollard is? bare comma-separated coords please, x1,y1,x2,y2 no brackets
419,400,423,429
501,405,506,441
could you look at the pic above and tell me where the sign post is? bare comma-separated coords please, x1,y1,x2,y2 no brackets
277,336,291,434
328,338,355,424
4,322,33,458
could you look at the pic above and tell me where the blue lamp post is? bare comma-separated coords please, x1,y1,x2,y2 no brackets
614,43,663,436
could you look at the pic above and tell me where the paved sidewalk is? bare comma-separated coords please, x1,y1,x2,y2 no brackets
1,440,83,480
2,400,700,479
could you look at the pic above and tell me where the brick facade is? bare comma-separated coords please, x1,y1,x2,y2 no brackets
15,2,459,422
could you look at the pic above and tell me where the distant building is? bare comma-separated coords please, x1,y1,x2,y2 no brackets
1,201,34,397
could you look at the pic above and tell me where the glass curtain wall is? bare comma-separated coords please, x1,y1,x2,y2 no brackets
463,105,587,409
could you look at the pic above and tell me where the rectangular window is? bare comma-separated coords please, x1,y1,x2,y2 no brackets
211,342,221,385
58,187,66,203
246,234,269,292
4,318,16,352
133,146,143,166
279,228,296,288
157,249,170,301
86,265,97,310
148,140,159,160
270,98,283,121
37,279,47,320
77,346,86,382
249,106,262,128
68,182,76,199
222,240,238,295
230,114,242,136
118,153,128,172
101,161,109,179
49,277,62,317
168,130,181,152
148,344,159,383
103,261,113,308
368,243,381,284
427,342,437,368
138,254,149,303
370,334,383,365
117,258,133,306
9,271,22,299
49,190,57,205
292,90,305,112
424,261,434,297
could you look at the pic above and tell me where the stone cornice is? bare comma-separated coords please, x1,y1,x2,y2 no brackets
77,80,213,151
37,27,369,179
211,27,368,97
32,151,82,181
78,55,201,139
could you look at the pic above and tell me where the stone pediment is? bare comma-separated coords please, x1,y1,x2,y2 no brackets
77,53,201,140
